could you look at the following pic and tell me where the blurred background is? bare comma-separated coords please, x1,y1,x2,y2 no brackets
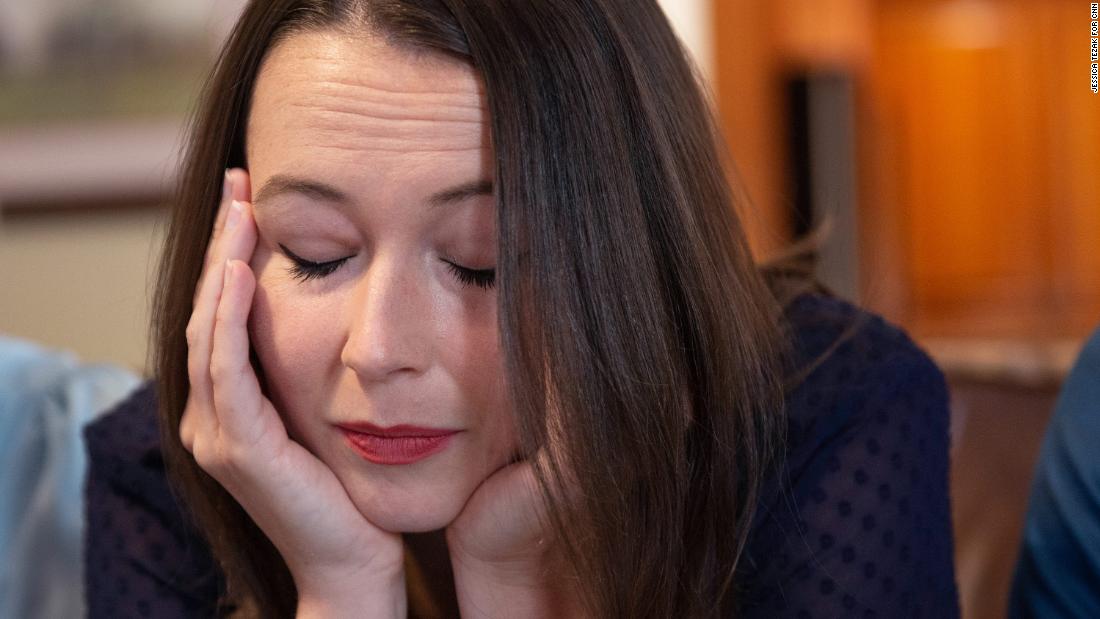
0,1,1096,618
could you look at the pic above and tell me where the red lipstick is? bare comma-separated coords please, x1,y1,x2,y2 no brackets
335,422,460,465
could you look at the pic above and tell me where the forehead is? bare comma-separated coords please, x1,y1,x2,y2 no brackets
246,30,489,165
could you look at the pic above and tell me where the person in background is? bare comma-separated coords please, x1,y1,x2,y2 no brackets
1010,325,1100,618
0,334,139,619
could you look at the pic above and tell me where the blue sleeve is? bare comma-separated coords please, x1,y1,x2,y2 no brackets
738,326,960,618
0,335,141,619
1009,327,1100,619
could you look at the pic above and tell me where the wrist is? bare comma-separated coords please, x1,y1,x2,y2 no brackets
295,566,407,619
445,525,551,587
450,547,583,618
450,546,546,589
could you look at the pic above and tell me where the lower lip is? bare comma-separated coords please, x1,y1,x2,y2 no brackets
340,429,458,465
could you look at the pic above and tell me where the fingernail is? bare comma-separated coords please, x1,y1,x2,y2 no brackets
222,169,232,199
227,200,242,230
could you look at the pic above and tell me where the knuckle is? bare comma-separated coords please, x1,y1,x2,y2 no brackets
180,433,194,454
208,353,231,384
179,419,194,449
185,319,199,348
200,441,247,480
190,437,215,469
191,435,224,471
179,402,203,449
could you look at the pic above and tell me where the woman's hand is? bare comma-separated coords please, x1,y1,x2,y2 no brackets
446,450,587,618
180,169,406,617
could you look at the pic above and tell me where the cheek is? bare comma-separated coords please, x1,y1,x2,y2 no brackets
458,332,519,462
247,279,343,412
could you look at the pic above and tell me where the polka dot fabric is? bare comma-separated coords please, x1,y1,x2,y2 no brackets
83,381,223,618
735,295,959,617
81,293,959,617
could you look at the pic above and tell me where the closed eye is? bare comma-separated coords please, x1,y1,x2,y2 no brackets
441,259,496,290
280,243,495,290
280,244,352,283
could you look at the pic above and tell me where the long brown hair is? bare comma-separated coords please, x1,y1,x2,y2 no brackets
151,1,795,616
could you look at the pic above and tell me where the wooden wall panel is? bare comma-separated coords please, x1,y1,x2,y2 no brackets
712,0,789,258
1042,2,1100,334
713,0,1098,337
861,0,1100,339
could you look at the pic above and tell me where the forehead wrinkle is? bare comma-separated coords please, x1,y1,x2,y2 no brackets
287,98,486,151
314,74,484,98
282,59,485,115
264,71,486,146
257,97,485,159
288,92,484,125
251,33,490,161
255,33,485,113
306,89,484,121
298,134,487,155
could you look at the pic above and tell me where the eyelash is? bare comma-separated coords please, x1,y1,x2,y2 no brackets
279,244,496,290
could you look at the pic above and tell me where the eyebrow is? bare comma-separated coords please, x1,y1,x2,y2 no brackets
252,174,493,211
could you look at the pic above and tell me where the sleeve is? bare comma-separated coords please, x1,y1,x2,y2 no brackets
83,408,223,618
1008,328,1100,619
737,342,960,619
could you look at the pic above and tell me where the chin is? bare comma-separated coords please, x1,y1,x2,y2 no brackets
349,485,466,534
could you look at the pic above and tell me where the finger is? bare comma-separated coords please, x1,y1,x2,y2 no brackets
179,398,198,452
210,257,276,449
214,169,251,245
206,201,265,441
194,168,247,306
513,459,549,527
206,167,252,274
185,203,237,436
182,168,252,454
231,167,252,202
451,458,551,565
183,256,228,452
184,193,254,447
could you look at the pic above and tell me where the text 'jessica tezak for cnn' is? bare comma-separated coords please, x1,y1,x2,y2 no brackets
1091,3,1099,93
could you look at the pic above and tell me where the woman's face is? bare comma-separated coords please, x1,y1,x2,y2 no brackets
244,31,517,533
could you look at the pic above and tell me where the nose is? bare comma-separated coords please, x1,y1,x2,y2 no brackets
340,255,428,382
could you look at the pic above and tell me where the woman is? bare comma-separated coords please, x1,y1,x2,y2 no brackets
83,1,960,617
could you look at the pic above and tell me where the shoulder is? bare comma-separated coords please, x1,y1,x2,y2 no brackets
783,293,945,391
83,379,160,465
82,379,224,616
1010,325,1100,617
1033,325,1100,453
82,378,193,533
1,334,143,437
1057,325,1100,404
780,293,949,459
735,295,959,616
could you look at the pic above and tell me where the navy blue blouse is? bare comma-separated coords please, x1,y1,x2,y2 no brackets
82,293,960,617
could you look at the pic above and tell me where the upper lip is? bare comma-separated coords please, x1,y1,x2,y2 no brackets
335,421,460,438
